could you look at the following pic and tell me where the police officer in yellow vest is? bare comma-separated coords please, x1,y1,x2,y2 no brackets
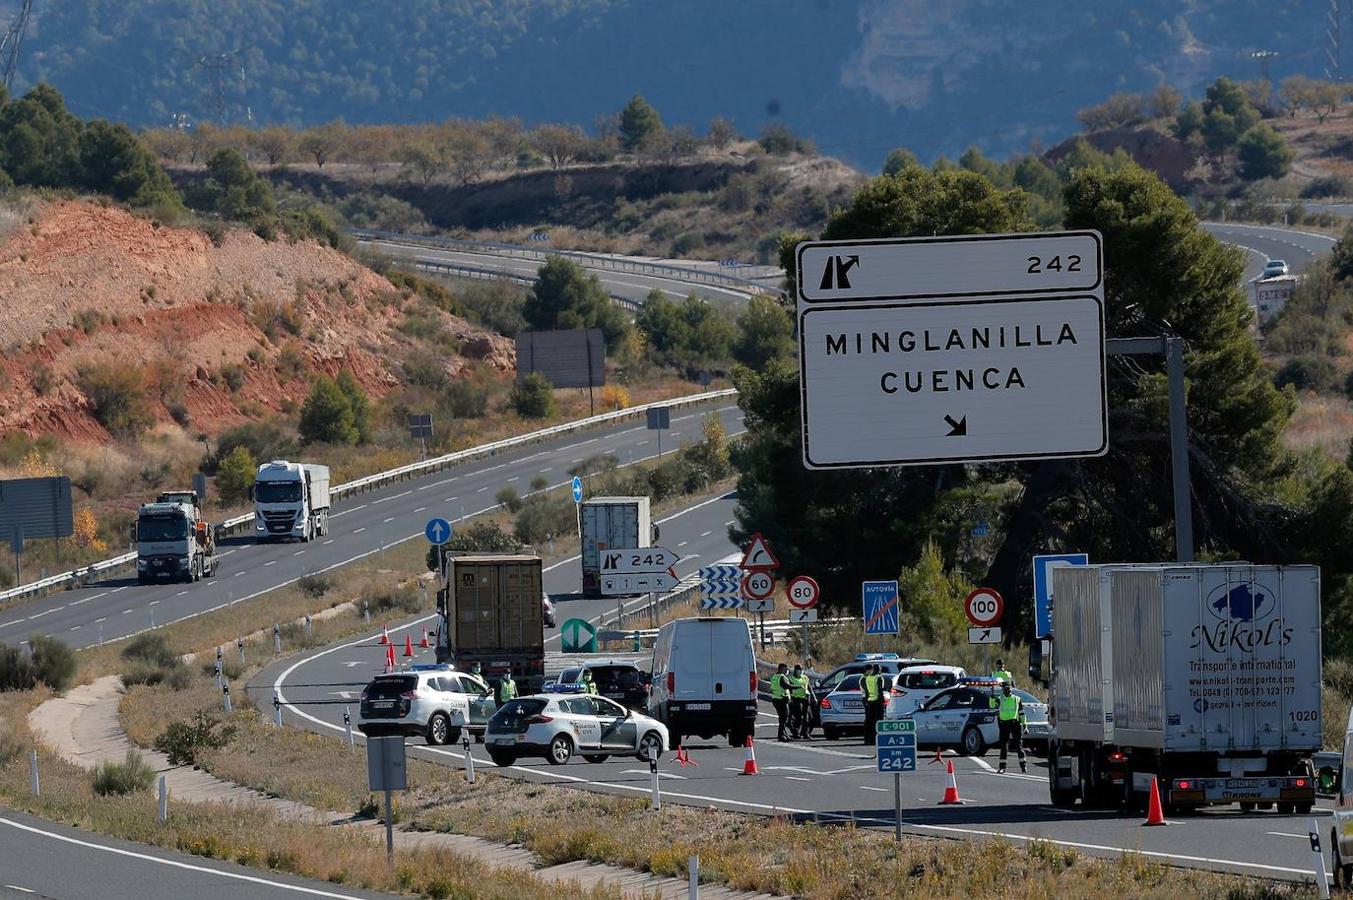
789,664,811,739
582,669,598,695
496,672,517,704
989,681,1027,773
861,664,887,745
993,658,1014,686
771,663,793,741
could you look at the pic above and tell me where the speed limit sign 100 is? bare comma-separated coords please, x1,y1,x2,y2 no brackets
964,588,1004,627
787,575,820,609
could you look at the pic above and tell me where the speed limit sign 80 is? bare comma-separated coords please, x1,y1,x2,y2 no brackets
964,588,1004,627
787,575,820,609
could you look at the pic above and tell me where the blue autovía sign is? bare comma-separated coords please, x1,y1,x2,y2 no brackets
1032,553,1089,638
862,580,900,635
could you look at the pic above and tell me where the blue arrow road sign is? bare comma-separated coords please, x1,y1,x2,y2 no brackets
1033,553,1089,638
571,476,584,504
699,564,740,581
424,517,453,545
700,597,744,610
862,580,900,635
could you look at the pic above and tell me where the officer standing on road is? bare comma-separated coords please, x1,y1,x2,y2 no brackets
582,669,598,695
862,664,886,745
497,671,517,704
990,681,1027,773
993,659,1014,685
771,663,792,741
789,664,810,739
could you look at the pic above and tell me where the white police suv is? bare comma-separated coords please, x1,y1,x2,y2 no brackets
358,665,495,745
485,693,668,767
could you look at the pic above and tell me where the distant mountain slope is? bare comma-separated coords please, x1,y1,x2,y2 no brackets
10,0,1334,166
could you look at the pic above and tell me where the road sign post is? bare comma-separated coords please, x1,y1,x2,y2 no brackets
786,575,819,662
699,563,743,610
862,581,900,636
1032,553,1089,638
424,517,452,546
877,716,916,839
794,231,1107,470
367,736,407,867
560,617,597,653
964,588,1004,672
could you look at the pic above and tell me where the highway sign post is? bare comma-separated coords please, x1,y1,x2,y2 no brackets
794,231,1107,469
366,736,407,866
876,718,916,843
965,587,1004,671
862,581,900,636
699,563,742,610
787,574,820,659
647,406,671,456
424,517,452,545
1032,552,1089,638
560,617,597,653
571,476,584,504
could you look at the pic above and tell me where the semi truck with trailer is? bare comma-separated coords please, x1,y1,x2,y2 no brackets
580,496,652,598
133,498,217,584
1041,563,1321,813
436,554,545,692
252,460,330,542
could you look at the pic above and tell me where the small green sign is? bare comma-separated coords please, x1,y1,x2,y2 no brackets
560,618,597,653
876,719,915,733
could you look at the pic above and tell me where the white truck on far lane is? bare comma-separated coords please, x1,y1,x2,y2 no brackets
252,460,330,542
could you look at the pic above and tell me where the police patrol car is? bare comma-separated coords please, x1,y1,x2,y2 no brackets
485,693,669,767
358,664,495,745
905,679,1051,756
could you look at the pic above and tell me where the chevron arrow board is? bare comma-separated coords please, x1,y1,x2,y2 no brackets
699,576,741,595
699,565,740,581
700,596,745,610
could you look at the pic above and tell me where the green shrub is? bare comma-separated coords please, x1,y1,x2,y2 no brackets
78,363,154,438
514,495,575,545
360,582,423,615
671,231,705,256
1276,355,1337,392
92,750,156,795
122,632,177,668
0,729,22,766
121,659,193,690
495,486,522,513
509,373,557,419
298,376,358,445
442,379,488,419
0,642,34,692
219,363,247,393
298,573,332,599
426,521,522,569
153,710,237,766
216,445,257,505
28,634,75,691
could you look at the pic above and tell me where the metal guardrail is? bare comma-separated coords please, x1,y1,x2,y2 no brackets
354,229,786,298
0,388,738,605
389,256,641,312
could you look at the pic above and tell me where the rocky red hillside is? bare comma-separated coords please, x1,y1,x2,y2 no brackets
0,200,512,443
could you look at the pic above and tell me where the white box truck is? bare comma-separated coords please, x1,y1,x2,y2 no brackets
252,460,331,542
1044,563,1322,813
579,497,652,598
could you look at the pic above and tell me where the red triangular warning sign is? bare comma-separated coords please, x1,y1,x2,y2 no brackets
740,532,779,571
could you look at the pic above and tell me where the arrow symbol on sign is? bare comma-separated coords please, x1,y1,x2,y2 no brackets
944,414,967,437
981,629,991,641
431,522,445,541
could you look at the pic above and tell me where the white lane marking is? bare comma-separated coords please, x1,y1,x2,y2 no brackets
724,520,734,527
970,756,995,773
5,886,36,894
110,587,127,593
538,468,552,474
121,609,133,615
94,617,106,623
860,786,888,792
68,625,81,632
677,541,688,547
570,458,583,464
330,504,366,519
0,619,23,629
475,486,489,493
148,600,160,606
507,476,519,482
784,776,812,782
371,490,412,505
70,592,106,606
293,550,305,556
233,572,245,577
383,517,394,524
175,590,188,596
699,530,712,537
353,527,365,534
444,496,458,503
27,606,62,620
1265,831,1308,839
264,560,278,566
0,818,370,899
414,507,427,513
323,539,335,545
218,549,236,558
619,769,688,780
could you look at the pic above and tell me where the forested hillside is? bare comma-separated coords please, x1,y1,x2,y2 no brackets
9,0,1337,166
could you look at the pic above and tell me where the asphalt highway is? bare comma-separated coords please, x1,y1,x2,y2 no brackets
0,809,397,899
1201,221,1337,283
265,613,1335,884
0,402,742,651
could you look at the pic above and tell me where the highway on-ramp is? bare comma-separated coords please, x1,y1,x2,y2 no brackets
1202,221,1337,283
0,402,742,652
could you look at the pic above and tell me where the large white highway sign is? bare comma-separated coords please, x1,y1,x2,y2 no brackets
795,231,1107,469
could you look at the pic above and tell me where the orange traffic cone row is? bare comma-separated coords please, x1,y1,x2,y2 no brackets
383,643,396,673
1142,777,1168,826
938,759,964,805
739,735,760,775
403,634,415,658
379,625,390,645
419,629,430,649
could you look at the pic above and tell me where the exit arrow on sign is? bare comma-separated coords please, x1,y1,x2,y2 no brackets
944,414,967,437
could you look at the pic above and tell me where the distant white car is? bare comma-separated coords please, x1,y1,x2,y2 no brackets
885,665,967,719
486,693,668,766
1262,259,1290,278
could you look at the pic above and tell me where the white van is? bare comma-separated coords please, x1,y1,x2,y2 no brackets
1331,707,1353,883
649,617,758,747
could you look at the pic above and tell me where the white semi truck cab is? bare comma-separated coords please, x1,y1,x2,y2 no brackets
253,460,331,542
134,500,216,584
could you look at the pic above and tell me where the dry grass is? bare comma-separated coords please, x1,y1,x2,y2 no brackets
0,690,620,899
1284,393,1353,459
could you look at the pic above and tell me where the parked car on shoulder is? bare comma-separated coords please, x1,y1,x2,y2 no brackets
485,693,668,767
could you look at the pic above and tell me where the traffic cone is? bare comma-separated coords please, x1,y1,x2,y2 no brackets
739,735,760,775
419,629,430,649
674,746,699,768
929,746,945,765
379,625,390,645
938,759,963,805
1142,778,1168,826
383,643,395,673
403,634,415,658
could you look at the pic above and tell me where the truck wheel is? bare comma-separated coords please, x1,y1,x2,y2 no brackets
1257,802,1274,811
960,726,985,757
1296,802,1313,815
1239,801,1256,813
1277,801,1296,815
1049,763,1077,808
548,734,574,766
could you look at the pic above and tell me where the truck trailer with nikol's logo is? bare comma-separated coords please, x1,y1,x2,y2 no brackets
1038,564,1321,813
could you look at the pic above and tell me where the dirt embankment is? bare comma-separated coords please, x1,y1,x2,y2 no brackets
0,200,512,443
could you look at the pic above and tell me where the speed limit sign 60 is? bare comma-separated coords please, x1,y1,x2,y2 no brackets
787,575,820,609
743,571,775,601
964,588,1004,627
